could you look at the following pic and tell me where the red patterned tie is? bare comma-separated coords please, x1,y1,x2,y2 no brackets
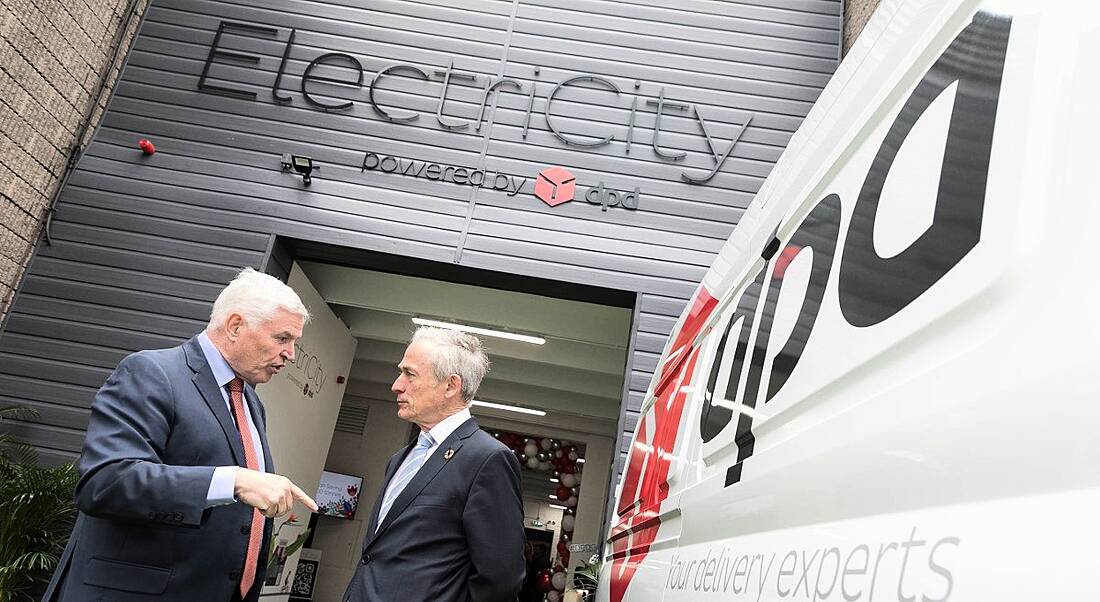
229,378,264,598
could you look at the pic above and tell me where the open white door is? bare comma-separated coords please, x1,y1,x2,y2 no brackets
256,261,358,600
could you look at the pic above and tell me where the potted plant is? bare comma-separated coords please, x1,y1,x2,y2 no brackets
567,554,602,601
0,407,78,601
265,512,312,590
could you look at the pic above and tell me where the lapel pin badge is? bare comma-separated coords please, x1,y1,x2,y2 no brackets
444,448,455,460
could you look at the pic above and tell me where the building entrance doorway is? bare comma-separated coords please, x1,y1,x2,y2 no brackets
263,238,634,602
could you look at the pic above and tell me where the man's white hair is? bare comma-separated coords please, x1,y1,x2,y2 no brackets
208,267,311,329
411,327,490,402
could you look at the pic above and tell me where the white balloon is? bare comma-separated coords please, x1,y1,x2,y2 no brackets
538,461,551,471
573,471,582,484
561,515,575,532
547,591,561,602
565,495,577,507
568,451,578,461
527,456,540,469
551,571,567,591
540,438,553,450
524,443,539,457
560,473,577,488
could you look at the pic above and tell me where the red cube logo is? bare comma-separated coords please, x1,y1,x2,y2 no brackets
534,166,576,207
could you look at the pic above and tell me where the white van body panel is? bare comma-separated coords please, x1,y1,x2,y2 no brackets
599,0,1100,600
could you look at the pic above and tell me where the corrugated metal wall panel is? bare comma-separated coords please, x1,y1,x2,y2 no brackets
8,300,202,342
0,0,840,493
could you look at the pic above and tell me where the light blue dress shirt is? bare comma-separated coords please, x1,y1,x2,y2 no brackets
378,408,471,508
199,331,267,507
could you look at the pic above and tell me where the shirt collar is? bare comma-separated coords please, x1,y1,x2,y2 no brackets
426,407,471,446
197,331,238,390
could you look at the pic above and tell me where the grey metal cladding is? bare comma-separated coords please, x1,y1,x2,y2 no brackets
0,0,840,475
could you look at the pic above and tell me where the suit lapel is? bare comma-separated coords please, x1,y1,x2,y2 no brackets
243,385,274,473
184,337,246,467
364,449,411,542
369,418,480,544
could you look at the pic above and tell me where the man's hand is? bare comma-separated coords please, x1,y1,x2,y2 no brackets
233,468,318,518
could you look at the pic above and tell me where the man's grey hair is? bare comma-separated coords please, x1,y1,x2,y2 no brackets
208,267,311,329
412,327,490,402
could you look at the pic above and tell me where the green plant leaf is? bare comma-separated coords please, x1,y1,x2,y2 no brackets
0,437,77,602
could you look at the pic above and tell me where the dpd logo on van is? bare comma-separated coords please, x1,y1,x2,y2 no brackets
533,166,639,211
606,13,1010,602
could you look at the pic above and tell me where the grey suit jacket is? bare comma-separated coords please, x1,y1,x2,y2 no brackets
43,335,275,602
342,417,526,602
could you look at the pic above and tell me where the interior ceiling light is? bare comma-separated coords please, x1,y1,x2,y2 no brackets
412,317,546,345
548,503,567,510
470,399,546,417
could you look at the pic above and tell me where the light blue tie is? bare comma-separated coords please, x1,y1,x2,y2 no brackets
376,431,434,530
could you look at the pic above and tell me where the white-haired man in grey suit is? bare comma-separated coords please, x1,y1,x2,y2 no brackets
45,267,318,602
343,327,526,602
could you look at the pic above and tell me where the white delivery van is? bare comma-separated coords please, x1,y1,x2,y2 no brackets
597,0,1100,600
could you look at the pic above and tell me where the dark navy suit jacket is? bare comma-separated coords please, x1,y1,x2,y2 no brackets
43,335,274,602
342,417,526,602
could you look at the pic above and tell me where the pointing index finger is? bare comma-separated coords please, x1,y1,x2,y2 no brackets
292,484,319,512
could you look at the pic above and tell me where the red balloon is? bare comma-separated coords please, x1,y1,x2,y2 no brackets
555,485,571,501
536,569,554,593
559,463,576,474
557,540,569,557
560,549,570,566
553,564,565,574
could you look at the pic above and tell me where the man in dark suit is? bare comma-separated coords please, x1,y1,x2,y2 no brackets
44,267,319,602
342,327,526,602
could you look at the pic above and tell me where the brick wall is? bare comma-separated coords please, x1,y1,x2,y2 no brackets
844,0,883,55
0,0,148,326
